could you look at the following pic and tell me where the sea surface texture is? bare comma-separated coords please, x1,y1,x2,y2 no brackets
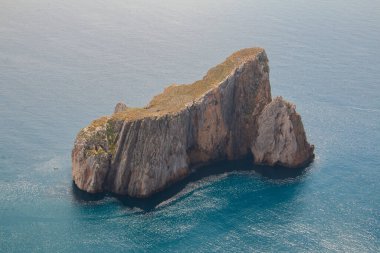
1,0,379,252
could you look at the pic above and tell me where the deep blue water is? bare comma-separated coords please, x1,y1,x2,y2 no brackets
1,0,379,252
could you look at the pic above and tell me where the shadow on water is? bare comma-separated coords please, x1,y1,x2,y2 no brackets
72,155,312,212
72,182,106,202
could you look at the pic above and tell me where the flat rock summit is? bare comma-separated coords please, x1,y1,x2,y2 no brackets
72,48,314,198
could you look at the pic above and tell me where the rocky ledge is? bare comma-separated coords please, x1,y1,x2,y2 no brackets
72,48,314,198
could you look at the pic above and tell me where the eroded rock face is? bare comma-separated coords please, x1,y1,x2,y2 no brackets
251,97,314,168
72,48,314,198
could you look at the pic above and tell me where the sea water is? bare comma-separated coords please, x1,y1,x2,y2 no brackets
0,0,379,251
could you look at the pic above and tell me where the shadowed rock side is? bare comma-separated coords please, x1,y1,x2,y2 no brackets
72,48,314,198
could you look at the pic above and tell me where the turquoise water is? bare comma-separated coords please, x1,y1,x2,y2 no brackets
1,0,379,251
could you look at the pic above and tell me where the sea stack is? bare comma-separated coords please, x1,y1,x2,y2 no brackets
72,48,314,198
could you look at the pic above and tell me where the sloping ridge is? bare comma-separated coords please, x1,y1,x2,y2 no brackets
110,47,265,121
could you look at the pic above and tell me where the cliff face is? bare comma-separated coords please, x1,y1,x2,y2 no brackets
251,97,314,168
72,48,314,198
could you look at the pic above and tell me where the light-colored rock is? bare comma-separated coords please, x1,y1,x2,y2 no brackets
72,48,314,198
251,97,314,168
114,102,128,113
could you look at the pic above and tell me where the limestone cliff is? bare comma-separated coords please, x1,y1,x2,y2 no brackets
251,97,314,168
72,48,314,198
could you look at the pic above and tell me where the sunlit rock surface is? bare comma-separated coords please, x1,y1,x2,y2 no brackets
251,97,314,168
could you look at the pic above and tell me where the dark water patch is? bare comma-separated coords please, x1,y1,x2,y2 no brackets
253,163,311,180
71,182,106,202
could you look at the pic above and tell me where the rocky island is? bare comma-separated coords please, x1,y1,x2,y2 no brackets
72,48,314,198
